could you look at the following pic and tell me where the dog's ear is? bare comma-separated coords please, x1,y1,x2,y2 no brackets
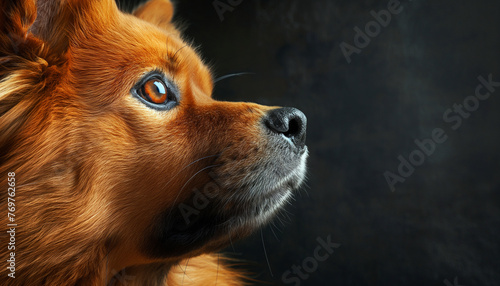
0,0,38,55
133,0,175,29
30,0,119,56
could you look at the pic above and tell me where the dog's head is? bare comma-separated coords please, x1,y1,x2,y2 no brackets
0,0,307,276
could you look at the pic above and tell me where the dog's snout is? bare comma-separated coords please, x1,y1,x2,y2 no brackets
265,107,307,148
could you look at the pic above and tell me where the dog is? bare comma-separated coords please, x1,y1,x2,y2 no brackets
0,0,308,284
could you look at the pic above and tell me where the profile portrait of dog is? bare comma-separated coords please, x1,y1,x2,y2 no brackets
0,0,307,285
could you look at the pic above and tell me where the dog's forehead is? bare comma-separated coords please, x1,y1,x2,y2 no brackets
69,12,213,101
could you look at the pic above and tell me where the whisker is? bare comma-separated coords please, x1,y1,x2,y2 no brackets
261,229,274,277
171,44,188,81
173,45,188,62
181,258,191,285
276,213,286,227
215,253,220,286
177,164,221,201
159,153,221,195
214,72,255,83
159,145,230,193
269,222,279,240
283,209,293,221
165,164,221,225
228,232,236,253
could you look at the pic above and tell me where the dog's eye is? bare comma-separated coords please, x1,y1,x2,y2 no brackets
139,78,168,104
132,73,179,110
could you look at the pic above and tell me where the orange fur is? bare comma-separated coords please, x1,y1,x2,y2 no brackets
0,0,307,285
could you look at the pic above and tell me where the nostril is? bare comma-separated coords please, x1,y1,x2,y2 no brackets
284,117,300,138
264,107,307,148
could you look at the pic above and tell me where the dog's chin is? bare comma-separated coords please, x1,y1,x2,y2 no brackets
234,150,308,229
143,149,308,259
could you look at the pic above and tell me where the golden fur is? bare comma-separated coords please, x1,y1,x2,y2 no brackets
0,0,307,285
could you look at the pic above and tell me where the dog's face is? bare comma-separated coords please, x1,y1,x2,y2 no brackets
1,0,307,272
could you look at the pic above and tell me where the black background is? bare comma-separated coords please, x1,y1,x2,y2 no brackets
118,1,500,285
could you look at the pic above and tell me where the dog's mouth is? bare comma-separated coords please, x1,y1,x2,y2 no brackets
144,148,308,258
142,107,309,258
226,149,308,226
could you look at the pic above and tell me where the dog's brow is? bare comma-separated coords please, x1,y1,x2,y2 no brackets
172,45,188,60
165,44,188,74
166,56,179,73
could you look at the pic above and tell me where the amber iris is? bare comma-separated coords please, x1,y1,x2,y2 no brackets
140,79,168,104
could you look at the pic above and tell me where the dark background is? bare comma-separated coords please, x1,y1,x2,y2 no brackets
119,1,500,285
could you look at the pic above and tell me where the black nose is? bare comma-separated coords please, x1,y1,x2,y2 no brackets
264,107,307,148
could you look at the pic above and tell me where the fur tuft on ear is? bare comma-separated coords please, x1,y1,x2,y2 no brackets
134,0,175,29
0,0,37,36
0,0,38,56
30,0,119,56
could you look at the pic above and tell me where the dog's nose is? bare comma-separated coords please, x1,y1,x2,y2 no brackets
265,107,307,149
